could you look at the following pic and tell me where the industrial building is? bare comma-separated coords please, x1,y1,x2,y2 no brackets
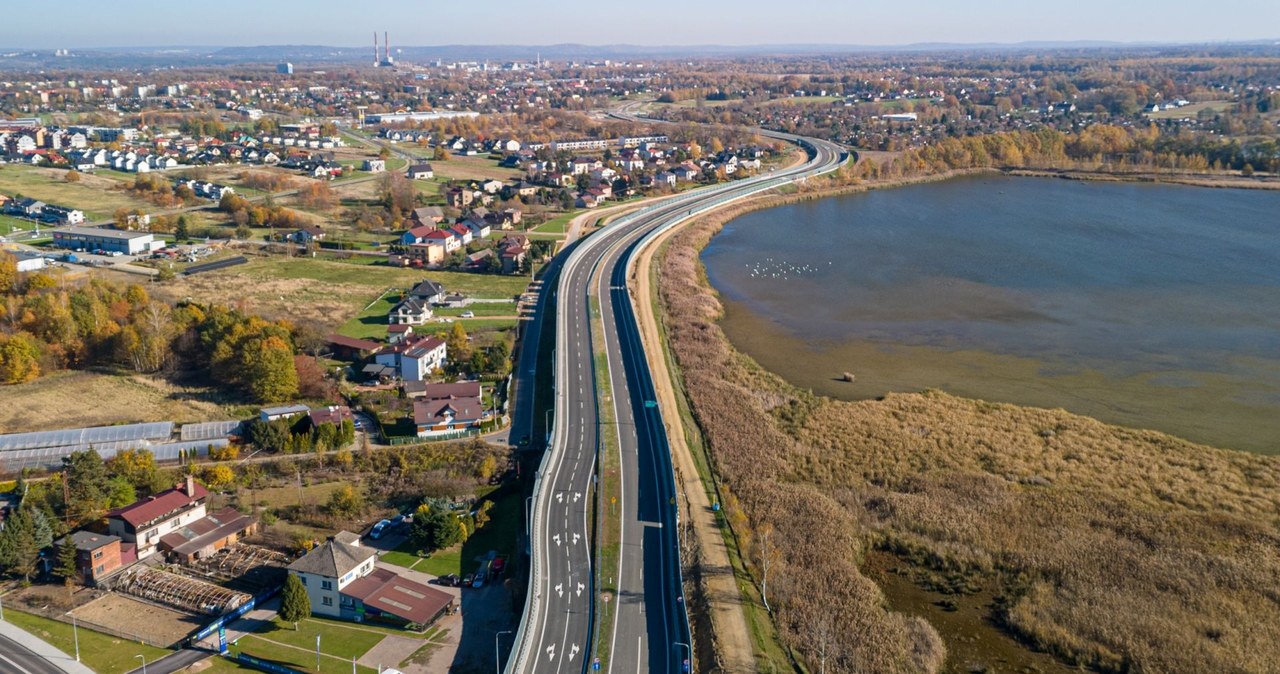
52,226,161,255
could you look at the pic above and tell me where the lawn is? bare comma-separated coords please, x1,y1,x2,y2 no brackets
0,212,37,233
0,165,158,220
230,634,378,674
532,210,577,234
5,609,171,674
410,318,519,337
253,617,384,659
234,257,530,300
433,302,517,317
337,292,399,341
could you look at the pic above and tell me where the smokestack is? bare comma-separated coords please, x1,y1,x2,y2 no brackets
373,31,378,66
384,31,390,63
185,474,195,497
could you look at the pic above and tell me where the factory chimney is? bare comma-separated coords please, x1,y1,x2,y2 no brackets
373,31,378,66
384,31,391,64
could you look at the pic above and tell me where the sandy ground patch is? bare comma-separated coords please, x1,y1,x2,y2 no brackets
70,593,205,647
155,272,372,328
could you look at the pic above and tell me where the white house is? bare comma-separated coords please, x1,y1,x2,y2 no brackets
374,335,448,381
389,297,433,325
106,476,209,560
286,532,377,617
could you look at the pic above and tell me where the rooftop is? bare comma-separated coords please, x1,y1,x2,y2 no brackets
342,566,453,626
109,478,208,529
288,531,376,578
53,226,152,240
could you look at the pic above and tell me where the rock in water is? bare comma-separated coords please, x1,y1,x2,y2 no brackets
841,372,856,383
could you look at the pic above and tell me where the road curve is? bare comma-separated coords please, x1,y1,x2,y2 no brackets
509,123,846,674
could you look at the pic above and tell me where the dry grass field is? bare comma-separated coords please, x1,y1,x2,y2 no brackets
0,370,231,434
658,188,1280,674
69,593,205,647
0,165,158,220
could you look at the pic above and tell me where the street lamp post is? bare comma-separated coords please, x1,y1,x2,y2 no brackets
316,635,322,671
135,654,147,674
72,615,80,661
495,629,514,674
674,642,691,674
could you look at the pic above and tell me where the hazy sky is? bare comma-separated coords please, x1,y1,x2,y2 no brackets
2,0,1277,48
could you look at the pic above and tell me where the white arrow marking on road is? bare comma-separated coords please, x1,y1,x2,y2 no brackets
557,493,564,503
573,491,582,502
569,644,580,661
572,533,580,546
546,645,556,661
555,583,563,598
553,534,561,546
576,582,585,597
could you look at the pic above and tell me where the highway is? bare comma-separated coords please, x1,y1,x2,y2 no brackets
510,119,845,674
0,631,75,674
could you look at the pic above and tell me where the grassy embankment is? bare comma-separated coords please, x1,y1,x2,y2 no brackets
655,179,1280,673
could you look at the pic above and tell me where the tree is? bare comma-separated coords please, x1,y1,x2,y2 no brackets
62,450,111,523
0,333,41,384
64,170,81,183
0,507,41,581
244,335,299,403
279,573,311,630
201,465,235,490
446,321,470,364
58,537,79,586
0,251,16,294
175,215,190,242
107,448,157,492
325,485,365,518
409,508,462,553
753,521,780,613
107,476,137,507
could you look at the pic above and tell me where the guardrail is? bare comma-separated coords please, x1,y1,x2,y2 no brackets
506,131,844,674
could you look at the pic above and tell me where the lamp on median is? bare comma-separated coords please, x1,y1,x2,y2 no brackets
495,630,514,674
135,654,147,674
674,642,691,674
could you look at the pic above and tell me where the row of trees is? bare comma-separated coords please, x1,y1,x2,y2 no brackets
244,414,357,455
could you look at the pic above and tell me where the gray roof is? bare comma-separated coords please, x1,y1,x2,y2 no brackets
288,532,376,578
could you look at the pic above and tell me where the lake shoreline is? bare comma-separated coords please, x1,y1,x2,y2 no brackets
653,173,1280,673
1004,166,1280,190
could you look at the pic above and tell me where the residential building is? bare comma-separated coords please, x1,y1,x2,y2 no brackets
406,163,435,180
362,159,386,173
374,335,448,381
413,396,486,437
158,506,258,564
106,476,209,560
260,404,311,422
290,226,326,244
403,380,482,400
286,532,454,629
409,279,446,304
309,405,354,427
409,206,444,226
58,531,126,585
389,297,433,325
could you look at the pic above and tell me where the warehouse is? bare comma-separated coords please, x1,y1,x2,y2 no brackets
52,226,162,255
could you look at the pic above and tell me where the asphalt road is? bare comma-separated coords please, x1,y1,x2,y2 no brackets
509,121,845,674
0,631,68,674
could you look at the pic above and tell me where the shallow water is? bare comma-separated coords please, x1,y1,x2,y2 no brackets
703,176,1280,453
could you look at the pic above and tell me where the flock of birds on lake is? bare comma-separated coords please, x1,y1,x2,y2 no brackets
746,258,833,280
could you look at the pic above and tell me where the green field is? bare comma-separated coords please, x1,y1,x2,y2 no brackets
532,210,577,234
0,165,158,221
234,257,531,299
1146,100,1233,119
338,292,399,340
4,609,172,674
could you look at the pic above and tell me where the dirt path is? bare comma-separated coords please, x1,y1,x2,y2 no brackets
632,218,756,673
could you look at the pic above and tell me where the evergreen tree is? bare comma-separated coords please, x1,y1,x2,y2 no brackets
175,215,190,242
62,450,110,524
0,507,41,581
58,538,79,585
279,573,311,630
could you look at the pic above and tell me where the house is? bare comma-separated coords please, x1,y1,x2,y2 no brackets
287,532,454,629
326,335,381,361
260,404,311,422
413,396,486,436
387,324,414,344
309,405,354,427
290,226,326,244
158,506,258,565
409,206,444,226
409,279,446,304
399,225,437,245
395,242,446,267
374,335,448,381
448,224,474,245
446,187,474,209
406,163,435,180
57,531,126,585
464,219,491,239
673,165,700,182
653,171,676,187
106,476,209,560
362,159,386,172
479,179,504,194
390,297,433,325
403,380,482,400
425,228,461,254
576,192,601,209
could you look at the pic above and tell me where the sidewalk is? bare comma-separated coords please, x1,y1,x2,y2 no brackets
0,619,97,674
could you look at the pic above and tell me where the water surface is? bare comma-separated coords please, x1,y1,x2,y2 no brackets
703,176,1280,452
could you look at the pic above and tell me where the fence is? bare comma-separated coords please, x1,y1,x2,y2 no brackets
232,653,306,674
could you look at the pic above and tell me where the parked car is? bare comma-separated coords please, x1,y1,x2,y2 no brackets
462,573,474,587
440,574,460,587
460,311,475,318
472,575,485,589
368,519,392,539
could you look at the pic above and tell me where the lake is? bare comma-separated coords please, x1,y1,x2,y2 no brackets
702,176,1280,453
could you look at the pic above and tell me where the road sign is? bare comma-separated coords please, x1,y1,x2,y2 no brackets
683,658,691,673
602,592,611,603
611,496,617,504
218,626,227,654
644,400,658,408
594,658,601,671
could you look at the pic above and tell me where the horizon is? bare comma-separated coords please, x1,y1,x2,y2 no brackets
1,0,1279,49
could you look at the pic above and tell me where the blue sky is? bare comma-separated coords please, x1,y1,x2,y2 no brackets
1,0,1277,48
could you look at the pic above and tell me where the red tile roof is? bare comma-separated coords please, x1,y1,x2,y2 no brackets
109,480,208,529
